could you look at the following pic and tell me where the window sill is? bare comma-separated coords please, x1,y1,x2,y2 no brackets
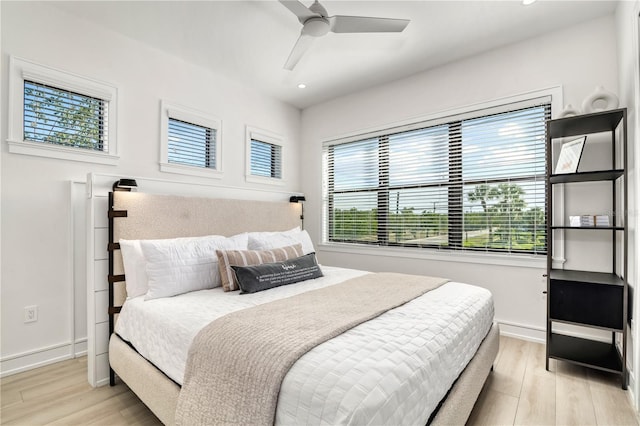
245,175,284,186
8,139,118,166
318,242,551,269
160,162,223,179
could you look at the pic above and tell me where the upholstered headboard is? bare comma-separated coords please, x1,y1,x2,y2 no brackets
112,192,301,241
107,191,302,384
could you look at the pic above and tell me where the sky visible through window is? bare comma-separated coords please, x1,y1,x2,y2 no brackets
168,118,216,168
251,139,282,178
331,107,546,213
326,105,548,253
23,80,105,151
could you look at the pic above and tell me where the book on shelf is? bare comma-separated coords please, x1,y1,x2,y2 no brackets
568,215,611,227
580,215,594,227
595,215,610,227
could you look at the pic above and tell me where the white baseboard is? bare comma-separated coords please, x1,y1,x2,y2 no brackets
628,370,637,411
497,319,620,345
496,319,545,343
0,337,88,378
74,337,88,357
96,377,110,387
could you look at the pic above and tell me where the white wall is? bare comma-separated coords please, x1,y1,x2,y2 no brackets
616,0,640,407
0,2,301,376
301,15,619,341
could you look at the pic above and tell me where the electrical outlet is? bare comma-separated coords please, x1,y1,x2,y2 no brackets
24,305,38,323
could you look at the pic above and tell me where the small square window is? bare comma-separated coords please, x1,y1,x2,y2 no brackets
168,118,216,169
24,80,107,152
160,101,222,179
246,126,284,185
8,56,118,165
250,139,282,179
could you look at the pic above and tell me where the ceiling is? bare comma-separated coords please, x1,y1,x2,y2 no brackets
52,1,617,109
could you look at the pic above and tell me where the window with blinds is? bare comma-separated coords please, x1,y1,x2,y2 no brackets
168,118,217,169
23,80,107,151
324,102,550,255
251,139,282,179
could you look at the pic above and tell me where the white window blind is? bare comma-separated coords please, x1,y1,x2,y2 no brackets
251,139,282,179
23,80,107,151
168,118,217,169
324,102,550,255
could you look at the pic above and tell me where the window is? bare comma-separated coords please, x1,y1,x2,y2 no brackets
160,101,222,179
246,127,284,185
8,56,118,165
323,99,551,255
24,81,107,151
168,118,216,168
251,140,282,178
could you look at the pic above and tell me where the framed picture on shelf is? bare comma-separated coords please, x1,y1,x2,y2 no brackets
555,136,586,174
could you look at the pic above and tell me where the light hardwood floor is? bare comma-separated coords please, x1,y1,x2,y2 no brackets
1,336,638,425
468,336,638,426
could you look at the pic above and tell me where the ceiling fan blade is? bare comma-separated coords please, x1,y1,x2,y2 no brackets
284,32,315,70
329,15,410,33
279,0,320,23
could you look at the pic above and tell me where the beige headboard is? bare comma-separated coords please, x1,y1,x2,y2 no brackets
112,191,301,240
107,191,302,383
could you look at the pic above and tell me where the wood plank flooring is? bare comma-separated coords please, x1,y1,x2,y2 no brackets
468,336,638,426
1,336,637,425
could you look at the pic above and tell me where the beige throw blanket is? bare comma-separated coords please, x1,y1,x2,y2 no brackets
175,272,448,426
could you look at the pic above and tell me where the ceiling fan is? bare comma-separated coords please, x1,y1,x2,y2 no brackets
279,0,410,70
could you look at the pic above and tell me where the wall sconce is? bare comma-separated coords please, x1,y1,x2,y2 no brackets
112,178,138,192
289,195,306,229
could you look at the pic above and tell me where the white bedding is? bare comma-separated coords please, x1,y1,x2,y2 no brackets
115,266,494,425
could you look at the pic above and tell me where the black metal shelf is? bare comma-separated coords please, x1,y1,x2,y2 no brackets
551,226,624,231
548,333,622,374
549,269,624,286
545,108,628,389
549,318,623,333
549,169,624,184
548,108,625,139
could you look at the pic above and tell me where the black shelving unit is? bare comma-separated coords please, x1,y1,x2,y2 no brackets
545,108,628,389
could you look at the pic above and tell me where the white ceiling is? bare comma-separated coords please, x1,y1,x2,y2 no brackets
52,1,617,109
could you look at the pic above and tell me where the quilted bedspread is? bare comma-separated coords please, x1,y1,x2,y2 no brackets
275,279,494,425
175,272,448,425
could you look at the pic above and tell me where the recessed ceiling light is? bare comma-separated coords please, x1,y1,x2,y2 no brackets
522,0,536,5
297,83,307,89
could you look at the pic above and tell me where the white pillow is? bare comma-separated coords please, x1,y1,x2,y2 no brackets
297,230,315,254
119,239,149,299
141,233,248,300
247,227,315,254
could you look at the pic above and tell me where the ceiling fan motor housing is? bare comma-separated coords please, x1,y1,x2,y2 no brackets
303,17,330,37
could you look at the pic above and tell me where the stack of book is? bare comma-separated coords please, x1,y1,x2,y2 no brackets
580,215,595,227
569,215,611,227
595,215,610,227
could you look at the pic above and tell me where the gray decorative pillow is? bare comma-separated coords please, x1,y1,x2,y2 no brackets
216,244,304,292
231,253,323,294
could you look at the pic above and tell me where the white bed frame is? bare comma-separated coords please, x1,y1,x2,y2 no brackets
107,191,499,425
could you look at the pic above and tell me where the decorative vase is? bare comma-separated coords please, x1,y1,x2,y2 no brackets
582,86,619,113
558,104,581,118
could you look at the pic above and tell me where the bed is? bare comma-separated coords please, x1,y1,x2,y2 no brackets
107,191,499,425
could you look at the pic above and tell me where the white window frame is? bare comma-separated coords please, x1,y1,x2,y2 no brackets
160,100,222,179
7,56,119,165
245,126,284,186
320,86,564,268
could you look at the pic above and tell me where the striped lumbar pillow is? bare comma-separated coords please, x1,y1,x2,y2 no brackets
216,244,304,292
